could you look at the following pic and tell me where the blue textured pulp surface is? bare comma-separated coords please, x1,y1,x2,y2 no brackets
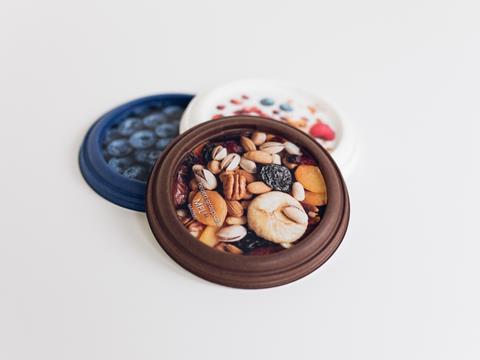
79,93,194,211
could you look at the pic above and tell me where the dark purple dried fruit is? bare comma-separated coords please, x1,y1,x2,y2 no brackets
286,154,316,165
224,140,244,155
201,143,216,163
173,171,188,206
259,164,292,192
233,231,272,253
183,152,201,168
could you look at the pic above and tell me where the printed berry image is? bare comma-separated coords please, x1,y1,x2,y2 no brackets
173,131,327,255
102,103,185,182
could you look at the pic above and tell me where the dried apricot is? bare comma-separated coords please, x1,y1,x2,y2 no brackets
294,165,326,193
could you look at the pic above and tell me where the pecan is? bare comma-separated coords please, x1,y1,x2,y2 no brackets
220,170,247,201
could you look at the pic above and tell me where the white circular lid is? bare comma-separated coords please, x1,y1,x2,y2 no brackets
180,79,357,177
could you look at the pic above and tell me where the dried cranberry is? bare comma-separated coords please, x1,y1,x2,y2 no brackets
286,154,317,165
224,140,244,154
310,122,335,140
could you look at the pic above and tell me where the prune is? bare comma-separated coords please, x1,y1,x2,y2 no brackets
259,164,292,192
286,154,316,165
129,130,156,149
233,231,272,253
201,143,216,162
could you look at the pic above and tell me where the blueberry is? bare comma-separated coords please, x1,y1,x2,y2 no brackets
143,112,168,129
117,117,143,136
134,149,161,166
107,157,133,173
155,137,172,150
155,122,178,138
279,103,293,112
162,105,184,119
131,105,152,117
145,150,162,166
103,128,120,144
122,165,148,181
107,139,133,157
260,98,275,106
129,130,156,149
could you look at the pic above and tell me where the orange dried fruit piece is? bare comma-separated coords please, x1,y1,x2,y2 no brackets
190,190,227,226
294,165,326,193
303,190,327,206
199,225,219,247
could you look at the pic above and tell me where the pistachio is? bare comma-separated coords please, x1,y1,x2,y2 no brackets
239,157,257,173
247,181,272,194
282,205,308,225
291,182,305,201
244,150,272,164
272,153,281,165
216,225,247,242
225,216,247,225
240,136,256,152
193,167,217,190
221,153,241,171
251,131,267,145
259,142,285,154
192,164,205,172
207,160,221,175
284,141,302,155
212,145,227,161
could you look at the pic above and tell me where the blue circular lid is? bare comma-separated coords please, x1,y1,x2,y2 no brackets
79,94,194,211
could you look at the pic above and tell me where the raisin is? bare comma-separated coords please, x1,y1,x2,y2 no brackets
173,173,188,206
201,143,216,163
259,164,292,192
286,154,316,165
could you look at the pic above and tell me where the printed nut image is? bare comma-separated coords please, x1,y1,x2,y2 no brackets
173,131,328,255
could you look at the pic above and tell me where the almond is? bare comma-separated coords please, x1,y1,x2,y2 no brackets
272,153,281,165
251,131,267,145
225,216,247,225
207,160,221,175
226,200,244,217
244,150,272,164
240,136,256,152
239,157,257,173
282,205,308,225
247,181,272,194
284,141,302,155
291,182,305,201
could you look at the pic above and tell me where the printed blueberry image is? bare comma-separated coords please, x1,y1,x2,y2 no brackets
108,157,133,173
279,103,293,112
107,139,133,157
155,137,172,150
163,105,183,119
260,98,275,106
129,130,157,149
155,122,178,138
123,165,148,181
101,102,185,183
118,117,143,136
143,112,168,129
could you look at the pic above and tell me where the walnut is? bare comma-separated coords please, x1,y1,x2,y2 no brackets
219,170,247,201
187,221,205,238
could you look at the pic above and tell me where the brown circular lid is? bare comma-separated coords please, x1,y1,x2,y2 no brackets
146,116,350,288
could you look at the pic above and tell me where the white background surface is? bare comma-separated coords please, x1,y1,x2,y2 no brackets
1,1,479,359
